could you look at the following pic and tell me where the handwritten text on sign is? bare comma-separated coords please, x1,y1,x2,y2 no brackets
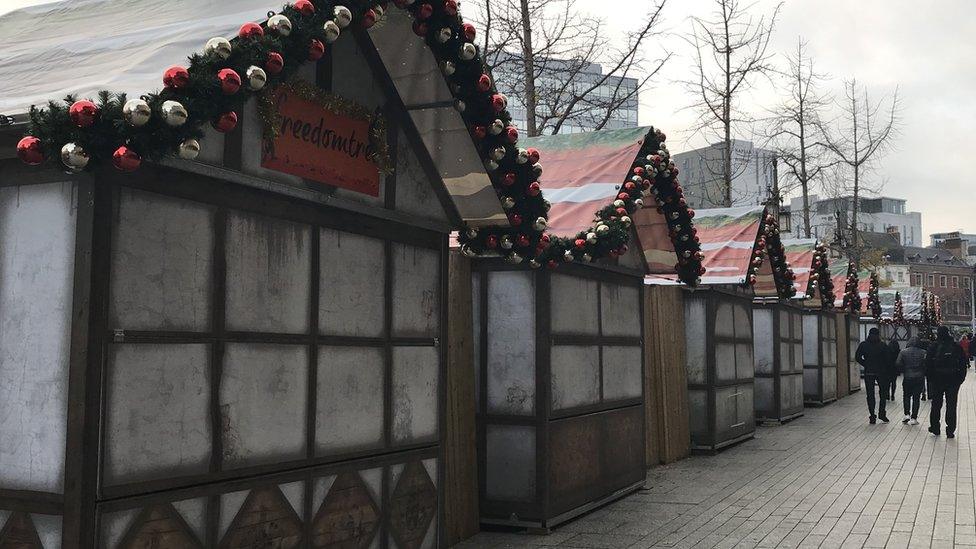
261,87,381,196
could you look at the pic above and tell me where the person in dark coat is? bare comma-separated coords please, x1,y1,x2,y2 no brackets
886,338,901,400
856,327,890,424
896,337,927,425
926,326,968,438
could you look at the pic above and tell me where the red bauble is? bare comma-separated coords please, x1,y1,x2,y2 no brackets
462,23,476,41
547,260,558,270
308,39,325,60
69,100,99,128
510,214,523,226
293,0,315,16
633,166,644,176
506,126,519,143
574,239,586,249
217,68,242,95
617,193,629,200
527,182,541,196
538,234,551,248
213,111,238,133
526,147,540,164
16,136,44,165
502,173,516,186
363,8,377,28
444,0,458,16
239,22,264,39
477,74,492,92
616,207,627,216
266,52,285,74
490,94,506,112
624,182,636,191
412,21,428,36
517,235,531,247
163,66,190,90
486,235,499,249
112,146,142,172
471,125,486,139
417,3,433,19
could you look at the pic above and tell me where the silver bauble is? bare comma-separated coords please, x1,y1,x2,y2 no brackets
204,37,232,59
613,199,625,208
531,163,543,177
621,216,632,227
529,259,542,269
563,250,574,262
267,14,293,36
466,228,479,239
485,159,499,171
440,60,456,76
489,119,504,135
533,217,547,231
491,146,507,161
516,148,529,164
459,42,477,61
60,142,89,172
500,235,513,250
178,138,201,160
246,66,267,90
437,28,452,43
586,232,598,245
506,252,523,265
323,20,341,42
582,253,593,262
160,100,188,127
454,99,466,112
596,224,610,235
501,197,515,209
122,98,151,127
333,5,353,28
634,199,644,208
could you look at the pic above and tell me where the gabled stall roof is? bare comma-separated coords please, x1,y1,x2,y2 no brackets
0,0,507,226
782,238,834,308
659,204,795,298
830,259,872,314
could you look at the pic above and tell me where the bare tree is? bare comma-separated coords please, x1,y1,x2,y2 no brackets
818,78,900,265
682,0,782,206
764,38,835,237
473,0,669,136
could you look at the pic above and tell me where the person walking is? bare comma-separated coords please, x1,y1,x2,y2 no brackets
896,337,926,425
886,338,901,401
856,327,890,424
926,326,968,438
968,333,976,366
962,332,973,367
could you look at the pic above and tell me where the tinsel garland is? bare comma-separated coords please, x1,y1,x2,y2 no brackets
745,212,797,299
841,261,862,314
868,272,882,319
807,242,835,310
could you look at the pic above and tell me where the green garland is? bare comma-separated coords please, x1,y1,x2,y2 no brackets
15,0,703,281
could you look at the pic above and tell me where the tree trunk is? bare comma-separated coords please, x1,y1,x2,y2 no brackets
722,11,733,207
519,0,538,136
850,89,860,267
798,64,811,238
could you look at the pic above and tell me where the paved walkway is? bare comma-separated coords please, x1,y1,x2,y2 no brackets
460,378,976,548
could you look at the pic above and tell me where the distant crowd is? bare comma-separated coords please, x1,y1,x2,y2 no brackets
856,326,972,437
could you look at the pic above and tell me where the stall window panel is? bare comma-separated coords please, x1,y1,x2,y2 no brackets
104,344,211,486
802,315,820,365
602,346,643,401
550,345,600,410
823,367,837,399
320,229,385,337
316,346,385,455
221,344,308,469
715,341,737,382
472,273,482,411
486,271,536,415
733,303,753,380
391,243,440,338
110,188,214,331
754,378,774,413
550,273,599,335
684,297,708,385
753,309,774,375
225,211,311,333
0,183,76,493
687,390,708,439
714,302,734,338
600,283,640,337
485,425,536,502
391,346,439,444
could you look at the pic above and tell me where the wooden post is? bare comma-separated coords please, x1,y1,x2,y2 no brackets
444,251,479,544
835,312,850,398
644,286,691,465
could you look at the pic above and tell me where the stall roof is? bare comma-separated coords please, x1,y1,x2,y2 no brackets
653,204,794,298
0,0,508,226
520,127,648,238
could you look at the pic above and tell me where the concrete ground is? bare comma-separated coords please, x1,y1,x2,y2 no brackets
459,378,976,548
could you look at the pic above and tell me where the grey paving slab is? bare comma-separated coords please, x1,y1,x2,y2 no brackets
458,378,976,548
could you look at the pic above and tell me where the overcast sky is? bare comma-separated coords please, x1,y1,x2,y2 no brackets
2,0,973,240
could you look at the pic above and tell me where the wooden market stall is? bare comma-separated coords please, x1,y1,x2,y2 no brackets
752,239,835,423
641,205,797,451
0,3,530,547
469,126,701,530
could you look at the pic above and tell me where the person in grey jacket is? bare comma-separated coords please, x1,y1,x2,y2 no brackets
896,337,927,425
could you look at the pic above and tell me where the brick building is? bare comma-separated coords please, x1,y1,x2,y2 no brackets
896,246,974,326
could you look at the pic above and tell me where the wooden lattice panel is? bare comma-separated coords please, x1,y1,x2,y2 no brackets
311,471,380,548
117,504,202,549
0,512,42,549
389,462,436,549
220,487,303,548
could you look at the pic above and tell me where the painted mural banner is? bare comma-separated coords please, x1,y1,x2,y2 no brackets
260,80,391,197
